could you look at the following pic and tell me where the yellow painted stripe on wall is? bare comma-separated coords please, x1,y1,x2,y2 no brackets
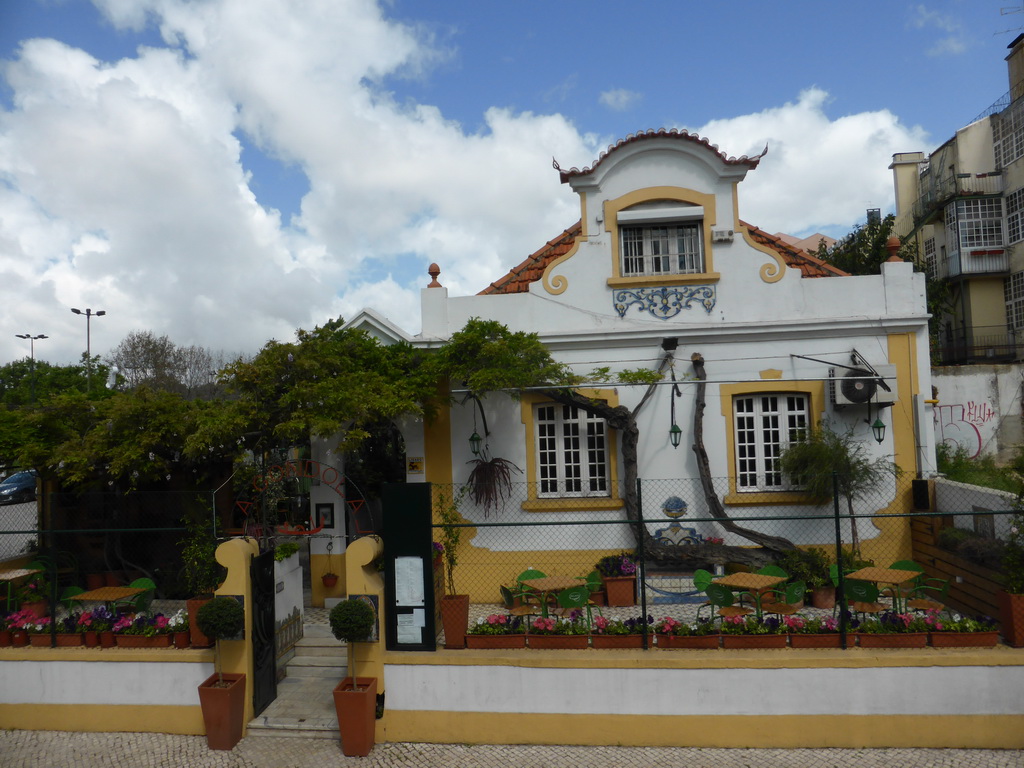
382,711,1024,749
0,704,204,734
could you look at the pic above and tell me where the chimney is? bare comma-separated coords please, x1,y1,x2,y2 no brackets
1007,34,1024,103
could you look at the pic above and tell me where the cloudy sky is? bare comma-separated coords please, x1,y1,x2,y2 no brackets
0,0,1015,365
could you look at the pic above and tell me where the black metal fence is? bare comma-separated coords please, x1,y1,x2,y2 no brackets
430,474,1020,647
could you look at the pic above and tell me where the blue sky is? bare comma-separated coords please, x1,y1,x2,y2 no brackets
0,0,1016,363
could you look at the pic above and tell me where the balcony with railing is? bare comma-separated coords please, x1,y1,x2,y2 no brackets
912,173,1004,228
937,247,1010,279
935,325,1019,365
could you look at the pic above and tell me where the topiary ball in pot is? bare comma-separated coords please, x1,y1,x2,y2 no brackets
196,596,245,642
330,598,375,643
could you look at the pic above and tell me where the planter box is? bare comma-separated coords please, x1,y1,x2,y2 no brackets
466,634,527,649
601,576,636,607
527,634,589,649
789,633,842,649
998,590,1024,647
722,634,787,649
115,634,173,648
656,633,720,649
55,633,83,647
28,635,51,647
590,634,649,649
929,631,1000,648
334,677,377,757
856,632,928,649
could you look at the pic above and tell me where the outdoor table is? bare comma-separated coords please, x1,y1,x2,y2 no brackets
74,585,146,610
712,572,786,619
520,575,582,617
843,567,921,613
0,568,42,611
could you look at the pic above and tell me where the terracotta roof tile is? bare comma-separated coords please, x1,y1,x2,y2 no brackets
480,221,582,295
480,219,845,296
741,222,847,278
554,128,767,183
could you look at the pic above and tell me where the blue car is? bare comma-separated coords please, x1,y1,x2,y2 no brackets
0,470,37,505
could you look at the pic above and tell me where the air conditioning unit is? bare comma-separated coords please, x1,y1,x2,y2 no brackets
829,365,898,407
711,228,734,242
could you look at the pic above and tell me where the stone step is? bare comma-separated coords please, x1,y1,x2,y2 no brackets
247,674,340,740
294,636,347,657
286,655,348,677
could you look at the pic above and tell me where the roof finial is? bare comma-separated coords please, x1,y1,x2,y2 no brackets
885,235,903,262
427,263,442,287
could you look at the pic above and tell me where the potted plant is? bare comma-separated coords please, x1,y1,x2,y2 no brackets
25,615,53,647
0,613,11,647
526,614,589,649
114,612,173,647
855,611,929,648
54,612,84,647
719,615,787,649
329,598,378,757
594,552,637,607
196,596,246,750
773,547,833,608
17,574,49,618
168,608,190,648
590,614,653,649
466,612,527,649
998,507,1024,646
180,514,224,648
925,611,1000,648
654,616,720,649
784,614,842,648
436,486,470,649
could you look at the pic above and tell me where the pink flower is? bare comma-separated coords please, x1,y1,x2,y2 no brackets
155,615,169,629
822,617,838,631
594,616,609,632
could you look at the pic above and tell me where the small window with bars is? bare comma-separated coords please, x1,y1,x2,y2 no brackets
1007,188,1024,245
1004,271,1024,330
955,198,1004,250
923,237,936,280
620,222,704,277
534,403,610,498
733,393,809,492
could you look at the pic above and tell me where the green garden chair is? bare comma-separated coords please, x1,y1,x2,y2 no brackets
845,581,885,621
700,582,752,622
117,577,156,612
60,585,85,612
555,584,596,632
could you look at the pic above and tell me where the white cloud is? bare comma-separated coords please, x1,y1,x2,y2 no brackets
599,88,642,112
910,4,968,56
0,1,931,366
690,88,929,236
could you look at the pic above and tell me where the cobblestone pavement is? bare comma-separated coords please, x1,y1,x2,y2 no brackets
1,731,1021,768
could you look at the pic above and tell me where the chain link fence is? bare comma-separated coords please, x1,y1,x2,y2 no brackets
430,474,1020,645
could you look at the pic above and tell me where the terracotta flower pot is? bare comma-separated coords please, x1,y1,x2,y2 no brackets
465,634,527,649
55,633,82,647
440,594,469,649
86,573,105,590
99,630,115,648
998,590,1024,647
11,630,28,647
929,631,1000,648
173,631,191,649
83,630,100,648
0,629,11,647
856,632,928,648
333,677,377,757
810,586,836,610
187,597,214,648
601,575,636,607
722,634,787,649
29,634,51,647
198,672,246,750
527,634,589,649
322,573,339,589
22,600,48,619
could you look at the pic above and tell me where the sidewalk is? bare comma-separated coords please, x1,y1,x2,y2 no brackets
1,731,1021,768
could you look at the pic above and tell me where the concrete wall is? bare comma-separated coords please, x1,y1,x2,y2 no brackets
932,363,1024,462
381,650,1024,748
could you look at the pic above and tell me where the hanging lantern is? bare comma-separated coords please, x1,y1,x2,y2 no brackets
871,417,886,444
669,423,682,449
469,430,482,455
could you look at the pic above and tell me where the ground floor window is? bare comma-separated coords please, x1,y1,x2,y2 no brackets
733,393,809,492
535,403,609,497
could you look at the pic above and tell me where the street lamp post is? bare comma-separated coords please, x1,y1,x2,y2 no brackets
71,307,106,391
14,333,48,404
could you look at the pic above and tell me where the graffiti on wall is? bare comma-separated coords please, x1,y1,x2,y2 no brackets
934,401,997,458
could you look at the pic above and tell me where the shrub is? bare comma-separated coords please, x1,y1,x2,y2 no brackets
329,598,375,643
196,596,244,642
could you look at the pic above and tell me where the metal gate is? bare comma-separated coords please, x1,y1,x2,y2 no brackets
250,548,277,717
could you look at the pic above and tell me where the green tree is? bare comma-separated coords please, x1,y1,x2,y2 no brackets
0,354,111,407
779,421,900,557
